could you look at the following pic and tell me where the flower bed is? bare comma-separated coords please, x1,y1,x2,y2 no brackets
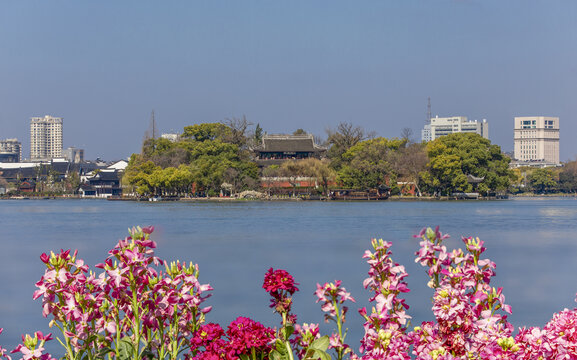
1,226,576,359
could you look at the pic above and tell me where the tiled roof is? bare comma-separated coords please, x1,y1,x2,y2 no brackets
254,134,326,152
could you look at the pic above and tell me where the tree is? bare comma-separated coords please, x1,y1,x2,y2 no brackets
123,156,160,196
422,133,513,196
400,127,414,143
559,160,577,193
302,158,336,195
223,115,252,149
281,158,336,196
528,168,557,194
279,160,304,196
254,123,263,144
182,123,230,142
293,128,307,136
337,137,405,190
326,122,374,170
390,142,428,196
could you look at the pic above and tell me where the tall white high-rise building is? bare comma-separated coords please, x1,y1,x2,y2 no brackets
30,115,63,161
421,116,489,142
514,116,559,165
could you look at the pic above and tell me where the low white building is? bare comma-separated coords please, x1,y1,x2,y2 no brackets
0,138,22,162
422,116,489,142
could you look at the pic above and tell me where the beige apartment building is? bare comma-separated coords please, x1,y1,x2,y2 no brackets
30,115,63,161
513,116,559,165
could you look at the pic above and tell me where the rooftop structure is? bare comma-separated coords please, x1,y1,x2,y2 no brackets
251,134,327,166
422,116,489,142
30,115,63,161
513,116,559,165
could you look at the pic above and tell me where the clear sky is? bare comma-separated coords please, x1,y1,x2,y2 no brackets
1,1,576,161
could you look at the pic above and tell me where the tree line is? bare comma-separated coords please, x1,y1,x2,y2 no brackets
510,163,577,194
122,119,533,197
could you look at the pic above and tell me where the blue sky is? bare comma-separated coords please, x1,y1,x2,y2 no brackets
1,1,576,161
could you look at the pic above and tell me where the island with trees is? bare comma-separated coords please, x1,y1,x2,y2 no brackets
4,118,577,199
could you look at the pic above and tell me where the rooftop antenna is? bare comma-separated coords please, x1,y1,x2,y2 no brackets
151,110,156,140
427,97,432,123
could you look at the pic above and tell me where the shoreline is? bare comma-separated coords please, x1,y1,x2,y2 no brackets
2,193,576,202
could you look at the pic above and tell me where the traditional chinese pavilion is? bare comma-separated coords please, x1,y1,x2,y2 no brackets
252,134,327,166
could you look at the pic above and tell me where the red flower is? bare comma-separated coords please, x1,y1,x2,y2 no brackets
262,268,299,295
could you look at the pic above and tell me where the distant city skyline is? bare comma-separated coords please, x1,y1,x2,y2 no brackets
1,1,576,161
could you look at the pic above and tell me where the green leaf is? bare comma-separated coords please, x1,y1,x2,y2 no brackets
303,349,331,360
269,349,283,360
269,339,292,360
309,336,330,351
239,354,251,360
314,349,331,360
285,324,295,338
116,339,135,360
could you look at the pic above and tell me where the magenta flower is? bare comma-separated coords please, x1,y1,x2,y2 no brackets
190,323,225,350
225,316,275,356
263,268,299,294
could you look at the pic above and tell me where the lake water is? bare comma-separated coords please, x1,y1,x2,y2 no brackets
1,197,577,355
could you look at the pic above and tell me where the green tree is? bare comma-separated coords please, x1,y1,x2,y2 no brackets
182,123,230,142
299,158,336,195
126,122,260,197
527,168,557,193
254,123,264,144
422,133,513,196
337,137,405,190
123,155,160,196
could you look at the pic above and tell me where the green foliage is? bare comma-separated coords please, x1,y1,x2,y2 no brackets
559,160,577,193
255,123,264,144
422,133,513,195
182,123,230,142
269,336,330,360
337,137,405,190
527,168,557,193
125,123,259,197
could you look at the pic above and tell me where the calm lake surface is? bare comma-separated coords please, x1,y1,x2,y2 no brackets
1,197,577,354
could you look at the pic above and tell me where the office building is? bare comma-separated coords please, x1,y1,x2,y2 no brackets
514,116,559,165
0,138,22,162
422,116,489,142
30,115,63,161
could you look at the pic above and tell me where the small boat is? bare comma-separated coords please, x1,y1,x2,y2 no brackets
330,185,390,201
451,192,479,200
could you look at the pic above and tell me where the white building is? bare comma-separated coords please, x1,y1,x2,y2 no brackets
513,116,559,165
0,138,22,162
422,116,489,142
30,115,63,161
161,133,180,142
64,147,84,163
